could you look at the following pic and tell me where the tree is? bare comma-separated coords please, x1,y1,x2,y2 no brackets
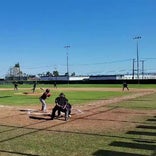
65,72,69,76
71,72,76,76
15,63,20,68
53,70,59,77
46,71,52,76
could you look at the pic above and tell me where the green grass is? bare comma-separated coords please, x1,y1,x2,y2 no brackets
53,83,156,89
0,86,129,106
1,83,156,89
109,93,156,110
1,83,155,106
64,91,129,105
0,84,156,156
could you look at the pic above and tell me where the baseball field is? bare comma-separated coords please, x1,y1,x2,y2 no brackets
0,84,156,156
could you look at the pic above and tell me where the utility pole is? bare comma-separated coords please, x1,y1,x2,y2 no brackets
64,45,70,83
141,60,145,79
133,36,141,83
132,59,135,80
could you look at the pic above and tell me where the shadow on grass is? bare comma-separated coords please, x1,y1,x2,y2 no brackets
110,141,156,150
93,149,148,156
133,139,156,144
126,131,156,136
147,119,156,122
136,125,156,130
0,96,12,98
0,149,40,156
107,115,156,156
93,114,156,156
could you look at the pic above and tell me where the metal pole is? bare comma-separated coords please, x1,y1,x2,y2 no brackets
132,59,135,80
136,41,139,80
141,60,144,79
64,45,70,83
133,36,141,83
67,51,69,75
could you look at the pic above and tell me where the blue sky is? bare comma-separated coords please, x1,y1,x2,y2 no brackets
0,0,156,77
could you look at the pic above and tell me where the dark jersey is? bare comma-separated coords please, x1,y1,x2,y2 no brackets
33,83,36,88
40,92,48,100
55,97,68,107
123,82,128,87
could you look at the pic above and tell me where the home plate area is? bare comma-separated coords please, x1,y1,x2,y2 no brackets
19,108,84,121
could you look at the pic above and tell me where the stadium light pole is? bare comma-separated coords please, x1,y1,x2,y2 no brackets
133,36,141,83
64,45,70,82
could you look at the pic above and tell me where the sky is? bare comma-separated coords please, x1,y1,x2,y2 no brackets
0,0,156,78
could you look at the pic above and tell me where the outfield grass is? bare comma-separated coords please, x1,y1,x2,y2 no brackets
1,83,156,89
109,93,156,110
1,83,155,106
0,84,156,156
0,85,130,106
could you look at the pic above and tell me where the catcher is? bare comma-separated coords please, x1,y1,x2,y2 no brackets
51,92,71,121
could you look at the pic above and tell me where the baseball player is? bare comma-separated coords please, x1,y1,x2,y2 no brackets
39,88,51,112
14,82,18,91
32,81,37,93
122,81,129,91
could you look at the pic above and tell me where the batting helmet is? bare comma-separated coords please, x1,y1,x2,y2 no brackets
46,89,50,93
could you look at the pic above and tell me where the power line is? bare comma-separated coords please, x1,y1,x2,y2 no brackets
70,59,133,66
142,57,156,60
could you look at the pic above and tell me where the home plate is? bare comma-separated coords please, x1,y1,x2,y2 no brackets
28,111,51,116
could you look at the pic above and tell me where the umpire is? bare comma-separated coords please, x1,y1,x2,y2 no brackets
51,93,71,121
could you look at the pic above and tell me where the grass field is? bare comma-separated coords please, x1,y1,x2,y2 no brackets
0,84,131,106
0,84,156,156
